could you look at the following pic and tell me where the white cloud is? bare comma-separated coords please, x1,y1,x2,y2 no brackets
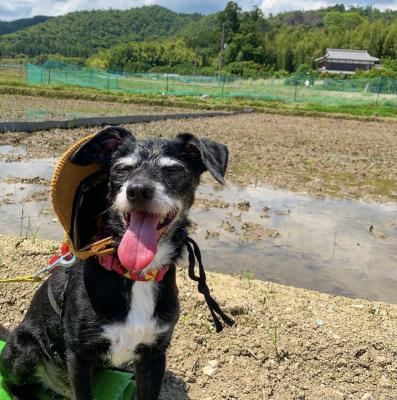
258,0,397,14
1,0,397,21
258,0,329,15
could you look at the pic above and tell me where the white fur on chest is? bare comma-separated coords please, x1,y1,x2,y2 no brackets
102,281,168,367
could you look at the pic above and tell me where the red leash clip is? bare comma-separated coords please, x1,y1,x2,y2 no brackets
33,243,77,278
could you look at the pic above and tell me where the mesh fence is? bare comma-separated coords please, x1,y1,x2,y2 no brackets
26,63,397,107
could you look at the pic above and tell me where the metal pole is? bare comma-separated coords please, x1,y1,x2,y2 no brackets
48,67,51,85
107,71,110,92
166,72,169,94
193,47,198,78
218,23,225,82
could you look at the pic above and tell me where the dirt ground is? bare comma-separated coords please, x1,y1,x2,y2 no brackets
0,94,195,121
0,235,395,400
0,113,396,202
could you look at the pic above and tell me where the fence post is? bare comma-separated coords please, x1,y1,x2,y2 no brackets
166,72,169,94
48,67,51,85
375,76,383,105
293,77,298,103
107,71,110,92
65,66,68,83
221,74,226,98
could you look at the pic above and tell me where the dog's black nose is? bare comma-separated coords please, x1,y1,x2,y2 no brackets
126,183,155,202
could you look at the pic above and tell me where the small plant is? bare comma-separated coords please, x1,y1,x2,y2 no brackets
49,242,58,252
369,304,381,315
259,295,267,305
268,283,274,294
180,312,194,325
202,320,212,335
31,227,40,244
19,206,25,237
244,270,254,286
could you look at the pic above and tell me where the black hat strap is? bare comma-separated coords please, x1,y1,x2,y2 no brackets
184,236,235,333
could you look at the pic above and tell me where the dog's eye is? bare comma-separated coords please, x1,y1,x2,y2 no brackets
161,164,185,173
113,164,134,173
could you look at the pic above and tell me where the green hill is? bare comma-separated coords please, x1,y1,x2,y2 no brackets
0,15,50,35
1,3,397,76
0,6,202,57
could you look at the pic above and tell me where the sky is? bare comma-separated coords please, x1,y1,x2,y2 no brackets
1,0,397,21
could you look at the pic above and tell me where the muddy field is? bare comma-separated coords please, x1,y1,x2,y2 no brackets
0,235,395,400
0,110,396,399
0,113,396,202
0,94,196,122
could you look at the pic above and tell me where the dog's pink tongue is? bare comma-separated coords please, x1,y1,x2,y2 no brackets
118,211,160,271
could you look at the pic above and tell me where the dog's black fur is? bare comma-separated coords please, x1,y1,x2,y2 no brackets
0,127,228,400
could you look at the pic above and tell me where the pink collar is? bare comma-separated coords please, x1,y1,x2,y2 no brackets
97,254,169,282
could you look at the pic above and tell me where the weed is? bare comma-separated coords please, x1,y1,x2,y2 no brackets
31,227,40,244
202,320,212,335
244,270,254,286
49,242,58,253
259,295,267,305
369,304,381,315
268,283,274,294
180,312,194,325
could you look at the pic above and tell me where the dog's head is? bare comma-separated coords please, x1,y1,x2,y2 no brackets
71,127,228,271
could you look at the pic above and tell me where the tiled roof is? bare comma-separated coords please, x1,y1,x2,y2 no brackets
315,48,380,62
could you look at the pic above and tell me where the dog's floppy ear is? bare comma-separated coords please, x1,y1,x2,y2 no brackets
70,127,135,168
177,133,228,185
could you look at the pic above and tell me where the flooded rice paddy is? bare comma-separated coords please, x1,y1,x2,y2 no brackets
0,146,396,303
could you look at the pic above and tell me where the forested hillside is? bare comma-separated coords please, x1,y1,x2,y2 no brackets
1,2,397,76
0,6,200,58
0,16,49,35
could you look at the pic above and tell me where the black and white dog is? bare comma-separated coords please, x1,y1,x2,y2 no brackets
0,127,228,400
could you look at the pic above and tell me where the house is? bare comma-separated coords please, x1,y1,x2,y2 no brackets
315,49,380,74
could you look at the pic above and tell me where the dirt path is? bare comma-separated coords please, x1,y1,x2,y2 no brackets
0,113,396,202
0,235,395,400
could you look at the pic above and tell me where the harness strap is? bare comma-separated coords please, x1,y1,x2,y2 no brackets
184,237,235,333
47,282,62,316
47,269,70,333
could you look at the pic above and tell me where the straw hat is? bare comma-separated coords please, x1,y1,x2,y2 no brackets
50,134,103,259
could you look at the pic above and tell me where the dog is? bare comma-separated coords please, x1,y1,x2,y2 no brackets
0,127,228,400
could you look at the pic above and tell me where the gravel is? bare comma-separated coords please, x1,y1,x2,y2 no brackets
0,235,396,400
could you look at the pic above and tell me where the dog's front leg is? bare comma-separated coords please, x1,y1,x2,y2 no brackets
134,350,166,400
66,350,93,400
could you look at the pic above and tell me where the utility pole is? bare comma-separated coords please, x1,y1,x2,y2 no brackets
218,23,225,82
193,47,198,78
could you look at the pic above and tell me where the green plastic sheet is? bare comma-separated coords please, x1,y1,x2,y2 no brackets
0,341,134,400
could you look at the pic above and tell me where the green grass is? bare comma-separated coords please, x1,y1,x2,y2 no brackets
0,68,396,120
0,68,25,83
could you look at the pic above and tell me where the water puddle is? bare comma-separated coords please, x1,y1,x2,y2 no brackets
192,184,397,303
0,145,26,155
0,155,396,303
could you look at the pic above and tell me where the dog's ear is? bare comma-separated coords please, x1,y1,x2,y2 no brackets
70,127,135,168
176,133,228,185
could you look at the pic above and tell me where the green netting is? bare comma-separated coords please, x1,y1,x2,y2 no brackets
26,64,397,107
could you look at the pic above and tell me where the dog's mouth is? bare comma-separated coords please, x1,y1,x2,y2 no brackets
117,209,177,271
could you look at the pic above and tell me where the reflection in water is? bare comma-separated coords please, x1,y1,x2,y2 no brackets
0,157,396,303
